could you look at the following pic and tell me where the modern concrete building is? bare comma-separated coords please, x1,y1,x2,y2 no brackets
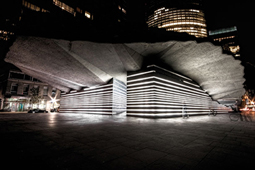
146,0,207,38
127,65,230,117
4,35,245,116
0,69,61,112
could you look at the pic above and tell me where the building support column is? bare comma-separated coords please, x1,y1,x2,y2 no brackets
0,98,3,110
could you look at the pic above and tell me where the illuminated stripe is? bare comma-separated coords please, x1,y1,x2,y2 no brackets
147,65,193,81
127,70,156,78
127,112,212,117
128,76,204,93
127,81,206,95
183,81,200,87
126,66,230,118
128,85,208,97
61,79,126,115
127,105,210,109
127,90,210,99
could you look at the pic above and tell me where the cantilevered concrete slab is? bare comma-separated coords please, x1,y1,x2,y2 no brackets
125,41,245,101
5,36,245,104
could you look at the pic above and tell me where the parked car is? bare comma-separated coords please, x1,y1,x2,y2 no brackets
28,109,48,113
50,107,60,112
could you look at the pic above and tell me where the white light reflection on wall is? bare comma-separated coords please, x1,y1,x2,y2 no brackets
60,78,126,115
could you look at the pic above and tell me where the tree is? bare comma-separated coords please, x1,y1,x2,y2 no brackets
29,87,41,108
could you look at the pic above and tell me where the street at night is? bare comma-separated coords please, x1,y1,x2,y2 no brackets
1,112,255,169
1,1,255,169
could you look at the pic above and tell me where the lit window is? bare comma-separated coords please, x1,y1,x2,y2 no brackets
85,11,91,19
122,8,126,14
76,7,82,14
229,45,240,54
53,0,74,15
148,8,207,38
22,0,49,13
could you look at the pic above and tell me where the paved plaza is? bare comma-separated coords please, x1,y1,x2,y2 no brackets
1,112,255,170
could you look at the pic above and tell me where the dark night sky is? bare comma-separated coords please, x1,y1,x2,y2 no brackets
203,0,252,30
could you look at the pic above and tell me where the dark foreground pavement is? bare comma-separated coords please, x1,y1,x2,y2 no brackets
1,112,255,170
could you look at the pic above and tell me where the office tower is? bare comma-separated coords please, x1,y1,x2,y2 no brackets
146,0,207,38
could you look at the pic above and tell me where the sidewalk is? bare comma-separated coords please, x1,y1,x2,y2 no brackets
0,111,27,114
1,112,255,169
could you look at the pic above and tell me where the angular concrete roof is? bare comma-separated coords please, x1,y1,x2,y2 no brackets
5,36,245,102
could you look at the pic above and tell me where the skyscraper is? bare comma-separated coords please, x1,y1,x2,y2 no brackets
146,0,207,38
0,0,129,41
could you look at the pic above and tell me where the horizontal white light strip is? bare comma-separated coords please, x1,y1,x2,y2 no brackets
183,81,200,87
85,83,113,90
61,108,113,111
128,76,204,93
62,94,125,100
127,112,211,117
127,109,210,112
155,77,203,92
127,70,156,78
127,105,209,109
128,94,210,102
127,97,211,104
63,87,113,97
61,80,126,115
127,101,211,107
63,105,114,108
128,85,208,98
128,92,209,99
128,81,205,96
128,88,210,99
147,65,193,81
60,111,115,114
127,101,210,107
127,87,209,98
62,92,114,98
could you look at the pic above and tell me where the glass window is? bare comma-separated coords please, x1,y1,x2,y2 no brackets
24,75,32,80
85,11,91,19
23,84,29,95
10,72,24,79
33,78,41,82
11,83,18,95
43,86,48,96
52,88,56,97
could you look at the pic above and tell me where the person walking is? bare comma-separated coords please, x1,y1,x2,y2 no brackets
182,102,189,118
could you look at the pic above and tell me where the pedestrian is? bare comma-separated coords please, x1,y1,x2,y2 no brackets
182,102,189,118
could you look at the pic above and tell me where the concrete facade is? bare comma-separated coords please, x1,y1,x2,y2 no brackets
0,70,61,112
